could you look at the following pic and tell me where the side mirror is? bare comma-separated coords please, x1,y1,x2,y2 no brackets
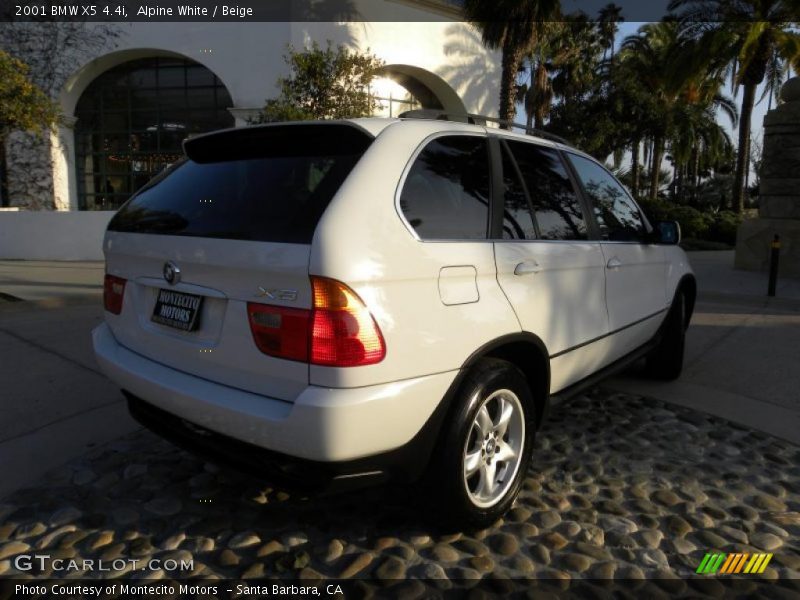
651,220,681,245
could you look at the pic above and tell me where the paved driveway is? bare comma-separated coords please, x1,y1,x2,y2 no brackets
0,389,798,590
2,256,799,589
0,300,138,499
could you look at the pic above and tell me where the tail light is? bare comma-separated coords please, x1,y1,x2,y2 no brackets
310,276,386,367
247,304,310,362
247,277,386,367
103,274,127,315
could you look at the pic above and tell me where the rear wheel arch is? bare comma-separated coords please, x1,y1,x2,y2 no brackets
460,333,550,429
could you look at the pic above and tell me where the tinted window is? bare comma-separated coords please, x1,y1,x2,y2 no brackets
507,141,587,241
400,136,490,240
568,154,646,242
108,125,372,243
501,145,537,240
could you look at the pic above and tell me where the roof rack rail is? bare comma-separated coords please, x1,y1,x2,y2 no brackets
398,109,572,146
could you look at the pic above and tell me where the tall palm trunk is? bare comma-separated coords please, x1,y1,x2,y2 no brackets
649,135,664,201
499,40,523,127
689,144,700,207
733,82,757,213
631,138,640,199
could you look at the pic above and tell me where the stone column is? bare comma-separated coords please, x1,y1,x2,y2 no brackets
5,130,56,210
735,78,800,276
52,115,78,211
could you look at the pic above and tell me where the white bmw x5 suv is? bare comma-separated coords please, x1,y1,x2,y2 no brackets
93,115,695,526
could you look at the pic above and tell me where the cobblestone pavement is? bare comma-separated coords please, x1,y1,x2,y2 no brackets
1,390,799,594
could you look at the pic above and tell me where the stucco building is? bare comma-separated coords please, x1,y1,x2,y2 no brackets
0,1,501,213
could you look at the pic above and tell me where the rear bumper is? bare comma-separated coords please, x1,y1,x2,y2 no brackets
92,323,456,476
124,394,384,490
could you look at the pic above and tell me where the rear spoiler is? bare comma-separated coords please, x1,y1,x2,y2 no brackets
183,122,375,163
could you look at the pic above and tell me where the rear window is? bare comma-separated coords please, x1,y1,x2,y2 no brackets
107,124,373,243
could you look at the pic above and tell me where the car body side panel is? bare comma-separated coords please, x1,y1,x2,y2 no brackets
309,121,523,389
664,246,695,305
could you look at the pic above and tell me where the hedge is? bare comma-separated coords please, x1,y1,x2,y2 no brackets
637,198,742,246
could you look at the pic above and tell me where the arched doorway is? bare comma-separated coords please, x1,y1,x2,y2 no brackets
73,57,234,210
372,65,467,118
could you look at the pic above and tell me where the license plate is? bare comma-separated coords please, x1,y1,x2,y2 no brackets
152,289,203,331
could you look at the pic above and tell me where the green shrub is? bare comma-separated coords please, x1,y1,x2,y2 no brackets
636,198,672,223
637,198,741,246
670,206,712,240
706,211,743,246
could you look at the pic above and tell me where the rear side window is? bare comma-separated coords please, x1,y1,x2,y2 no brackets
507,141,588,241
399,135,490,240
107,124,373,243
501,145,537,240
568,153,646,242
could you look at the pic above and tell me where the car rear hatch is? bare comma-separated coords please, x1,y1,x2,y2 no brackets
102,123,374,402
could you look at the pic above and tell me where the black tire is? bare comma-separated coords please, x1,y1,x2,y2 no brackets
426,358,536,529
645,290,686,380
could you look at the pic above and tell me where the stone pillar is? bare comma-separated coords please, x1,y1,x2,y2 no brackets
735,78,800,276
5,131,56,210
52,116,78,211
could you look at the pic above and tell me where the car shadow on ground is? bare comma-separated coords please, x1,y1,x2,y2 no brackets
1,390,799,589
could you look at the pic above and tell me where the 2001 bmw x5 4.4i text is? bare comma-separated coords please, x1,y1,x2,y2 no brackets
93,114,695,526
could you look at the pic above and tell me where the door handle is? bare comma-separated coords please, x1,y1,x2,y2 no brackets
606,257,623,269
514,261,541,276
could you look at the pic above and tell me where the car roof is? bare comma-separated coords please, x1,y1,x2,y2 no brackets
347,117,571,151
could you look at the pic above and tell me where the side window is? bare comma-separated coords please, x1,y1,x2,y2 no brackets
399,136,490,240
568,153,646,242
507,141,588,241
501,145,537,240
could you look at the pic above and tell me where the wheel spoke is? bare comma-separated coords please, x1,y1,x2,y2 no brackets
494,396,515,437
462,387,526,508
476,405,492,437
494,441,517,463
464,449,482,477
478,461,497,498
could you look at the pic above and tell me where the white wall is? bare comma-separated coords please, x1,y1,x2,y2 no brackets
51,14,500,212
0,212,114,260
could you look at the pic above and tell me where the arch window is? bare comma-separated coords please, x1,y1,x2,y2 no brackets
74,57,234,210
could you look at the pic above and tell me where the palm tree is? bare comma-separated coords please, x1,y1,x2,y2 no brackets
518,21,573,131
550,13,605,109
619,22,691,200
618,21,734,201
668,60,738,203
761,47,788,111
464,0,561,125
669,0,800,212
670,98,736,203
598,3,624,62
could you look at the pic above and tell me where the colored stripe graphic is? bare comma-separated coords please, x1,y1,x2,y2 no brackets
712,553,727,573
699,552,775,575
733,553,749,573
758,554,773,574
721,553,738,573
744,554,760,574
696,553,712,574
702,553,725,574
720,554,736,574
